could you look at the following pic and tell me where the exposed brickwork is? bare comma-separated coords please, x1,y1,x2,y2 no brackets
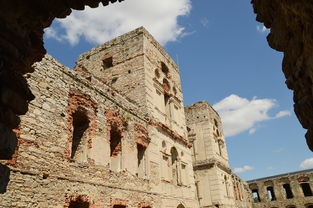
134,124,150,147
0,0,124,160
66,89,98,160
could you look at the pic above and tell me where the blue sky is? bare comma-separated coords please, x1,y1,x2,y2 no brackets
44,0,312,180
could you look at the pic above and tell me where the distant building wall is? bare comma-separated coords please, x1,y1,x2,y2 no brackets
185,101,252,208
248,169,313,208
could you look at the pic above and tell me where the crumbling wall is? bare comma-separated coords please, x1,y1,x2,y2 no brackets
0,0,124,160
0,53,199,207
248,169,313,208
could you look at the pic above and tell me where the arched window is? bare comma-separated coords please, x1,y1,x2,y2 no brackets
177,204,185,208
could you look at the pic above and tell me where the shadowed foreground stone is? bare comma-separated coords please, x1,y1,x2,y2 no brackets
252,0,313,151
0,0,124,159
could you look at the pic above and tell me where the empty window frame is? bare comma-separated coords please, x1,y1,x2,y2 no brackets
267,186,276,201
301,183,313,197
68,197,90,208
164,94,172,119
71,109,90,161
137,144,147,177
171,147,179,185
110,125,122,171
161,62,169,77
283,183,293,199
252,189,261,202
102,56,113,70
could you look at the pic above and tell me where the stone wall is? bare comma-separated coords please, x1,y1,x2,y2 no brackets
185,101,252,208
248,169,313,208
0,0,124,160
0,27,199,208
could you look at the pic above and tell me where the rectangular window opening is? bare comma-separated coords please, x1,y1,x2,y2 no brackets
283,183,293,199
110,125,122,172
71,109,90,161
252,189,261,202
102,57,113,70
267,186,276,201
68,197,90,208
301,183,313,197
137,144,146,177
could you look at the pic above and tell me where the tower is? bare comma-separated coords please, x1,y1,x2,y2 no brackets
185,101,233,208
75,27,186,137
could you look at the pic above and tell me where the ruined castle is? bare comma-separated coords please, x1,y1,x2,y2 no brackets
0,27,312,208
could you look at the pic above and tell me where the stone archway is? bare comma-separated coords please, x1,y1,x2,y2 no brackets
0,0,313,162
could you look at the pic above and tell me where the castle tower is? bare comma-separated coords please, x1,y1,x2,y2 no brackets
75,27,198,207
75,27,186,137
185,101,233,208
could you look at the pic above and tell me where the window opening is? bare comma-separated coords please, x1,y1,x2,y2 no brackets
214,119,218,127
177,204,185,208
283,183,293,199
71,109,90,161
137,144,146,177
267,186,276,201
102,56,113,70
301,183,313,197
110,125,122,171
161,62,169,77
164,94,172,119
68,196,90,208
252,189,261,202
163,78,170,92
171,147,179,185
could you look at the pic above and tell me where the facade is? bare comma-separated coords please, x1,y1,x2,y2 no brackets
0,27,251,208
185,102,252,208
248,169,313,208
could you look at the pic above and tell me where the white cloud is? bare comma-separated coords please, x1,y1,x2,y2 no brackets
248,128,256,135
44,0,191,46
275,110,291,118
234,165,254,174
300,158,313,169
256,25,269,33
213,94,290,137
